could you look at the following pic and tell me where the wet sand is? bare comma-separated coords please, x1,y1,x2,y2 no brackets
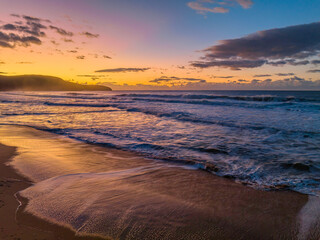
0,125,319,240
0,143,105,240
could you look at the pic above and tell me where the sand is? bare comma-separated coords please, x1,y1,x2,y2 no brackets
0,125,319,240
0,143,104,240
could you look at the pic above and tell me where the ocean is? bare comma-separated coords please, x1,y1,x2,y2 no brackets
0,90,319,196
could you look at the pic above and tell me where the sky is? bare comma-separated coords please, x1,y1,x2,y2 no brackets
0,0,320,90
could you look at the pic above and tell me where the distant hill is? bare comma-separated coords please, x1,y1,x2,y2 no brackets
0,75,111,91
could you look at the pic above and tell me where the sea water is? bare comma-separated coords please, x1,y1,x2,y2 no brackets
0,90,319,195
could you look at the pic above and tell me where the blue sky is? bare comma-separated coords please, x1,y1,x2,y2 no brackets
0,0,319,89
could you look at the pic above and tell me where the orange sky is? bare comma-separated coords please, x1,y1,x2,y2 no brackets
0,0,319,90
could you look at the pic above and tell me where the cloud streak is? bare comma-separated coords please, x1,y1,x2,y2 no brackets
150,76,206,85
276,73,295,76
77,74,107,80
22,15,51,23
191,59,266,70
81,31,99,38
307,69,320,73
211,75,234,79
95,68,150,73
49,25,73,36
253,74,272,77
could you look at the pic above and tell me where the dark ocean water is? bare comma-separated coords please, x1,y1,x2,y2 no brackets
0,90,319,195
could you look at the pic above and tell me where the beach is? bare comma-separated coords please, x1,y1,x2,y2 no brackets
0,139,106,240
0,125,319,239
1,0,320,238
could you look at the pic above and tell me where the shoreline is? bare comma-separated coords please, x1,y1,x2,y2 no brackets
0,125,319,239
0,143,104,240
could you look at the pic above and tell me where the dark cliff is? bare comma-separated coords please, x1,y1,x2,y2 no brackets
0,75,112,91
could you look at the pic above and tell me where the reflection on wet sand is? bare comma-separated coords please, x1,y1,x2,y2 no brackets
0,125,319,239
298,196,320,240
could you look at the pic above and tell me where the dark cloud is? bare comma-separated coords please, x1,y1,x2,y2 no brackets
1,22,46,37
95,68,150,73
312,60,320,65
103,55,112,59
23,15,41,22
10,14,20,18
286,76,303,80
251,79,261,83
76,55,85,60
55,49,63,54
0,61,5,64
81,31,99,38
68,50,78,53
22,15,51,23
50,25,73,36
150,76,206,85
26,21,47,30
19,36,42,45
307,69,320,73
268,59,310,66
51,40,59,45
0,31,41,48
0,14,100,49
0,40,13,48
276,73,295,76
204,22,320,59
211,75,234,79
285,59,310,66
253,74,272,77
192,22,320,70
63,38,74,43
267,60,287,66
267,59,317,67
191,59,266,70
263,78,272,82
0,14,52,48
2,24,16,30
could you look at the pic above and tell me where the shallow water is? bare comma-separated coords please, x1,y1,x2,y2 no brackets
0,90,319,195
